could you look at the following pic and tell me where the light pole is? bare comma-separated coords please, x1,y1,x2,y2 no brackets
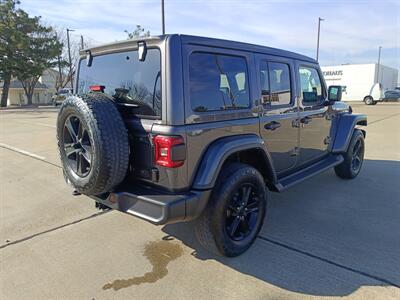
161,0,165,35
376,46,382,83
316,17,324,62
66,28,75,90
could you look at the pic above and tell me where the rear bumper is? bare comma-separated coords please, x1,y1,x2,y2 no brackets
90,186,211,225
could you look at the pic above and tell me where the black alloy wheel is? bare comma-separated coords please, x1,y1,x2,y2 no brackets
63,115,93,177
57,94,129,195
195,163,267,257
334,129,365,179
226,183,261,241
351,139,363,173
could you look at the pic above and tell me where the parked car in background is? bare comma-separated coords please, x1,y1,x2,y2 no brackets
52,88,72,106
384,89,400,101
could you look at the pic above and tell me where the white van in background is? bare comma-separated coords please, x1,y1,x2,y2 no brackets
322,63,398,105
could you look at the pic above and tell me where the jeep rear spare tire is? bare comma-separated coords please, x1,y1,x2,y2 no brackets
57,94,130,195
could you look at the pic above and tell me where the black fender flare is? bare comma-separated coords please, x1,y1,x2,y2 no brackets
331,113,367,153
192,134,277,190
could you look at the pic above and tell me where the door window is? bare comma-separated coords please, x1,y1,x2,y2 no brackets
259,61,270,104
299,66,325,104
259,61,292,106
189,52,250,112
269,62,291,105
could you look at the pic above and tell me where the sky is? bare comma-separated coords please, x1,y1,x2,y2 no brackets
21,0,399,70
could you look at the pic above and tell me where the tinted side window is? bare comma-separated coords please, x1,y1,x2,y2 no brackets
299,66,324,104
259,61,270,104
189,52,250,112
269,62,291,106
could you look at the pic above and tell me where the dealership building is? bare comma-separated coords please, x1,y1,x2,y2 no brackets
321,63,398,102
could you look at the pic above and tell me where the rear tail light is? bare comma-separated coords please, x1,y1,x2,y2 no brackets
153,135,185,168
89,85,105,92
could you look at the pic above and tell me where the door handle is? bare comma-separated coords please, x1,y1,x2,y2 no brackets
300,116,312,124
264,121,281,131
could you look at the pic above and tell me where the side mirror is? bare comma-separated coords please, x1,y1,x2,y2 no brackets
328,85,342,102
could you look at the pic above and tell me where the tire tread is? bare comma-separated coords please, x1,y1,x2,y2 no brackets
334,129,364,179
195,163,266,256
57,93,129,195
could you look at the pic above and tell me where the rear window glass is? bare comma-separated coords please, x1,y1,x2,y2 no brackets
189,52,250,112
78,49,161,117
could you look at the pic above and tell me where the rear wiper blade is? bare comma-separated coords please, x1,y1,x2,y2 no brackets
113,88,139,107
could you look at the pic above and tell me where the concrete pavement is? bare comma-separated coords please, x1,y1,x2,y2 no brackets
0,103,399,299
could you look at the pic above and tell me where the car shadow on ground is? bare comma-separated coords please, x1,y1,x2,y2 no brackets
162,159,400,297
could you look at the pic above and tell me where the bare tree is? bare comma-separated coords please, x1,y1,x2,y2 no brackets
124,25,150,39
50,27,87,92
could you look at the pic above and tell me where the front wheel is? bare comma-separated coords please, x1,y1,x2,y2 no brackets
364,96,375,105
195,163,267,257
335,129,365,179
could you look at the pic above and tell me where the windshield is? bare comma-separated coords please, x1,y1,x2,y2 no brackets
77,49,161,117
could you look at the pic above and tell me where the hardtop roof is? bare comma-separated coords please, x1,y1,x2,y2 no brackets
179,34,316,63
81,33,316,64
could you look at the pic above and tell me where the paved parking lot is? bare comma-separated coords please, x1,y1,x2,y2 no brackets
1,103,399,299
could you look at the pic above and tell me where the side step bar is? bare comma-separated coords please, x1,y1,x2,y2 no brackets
274,155,344,192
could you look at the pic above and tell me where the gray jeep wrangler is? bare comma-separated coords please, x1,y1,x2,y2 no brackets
57,34,367,257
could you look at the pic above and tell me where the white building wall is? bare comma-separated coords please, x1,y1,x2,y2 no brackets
1,69,63,106
39,69,57,89
39,69,57,103
4,89,48,106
